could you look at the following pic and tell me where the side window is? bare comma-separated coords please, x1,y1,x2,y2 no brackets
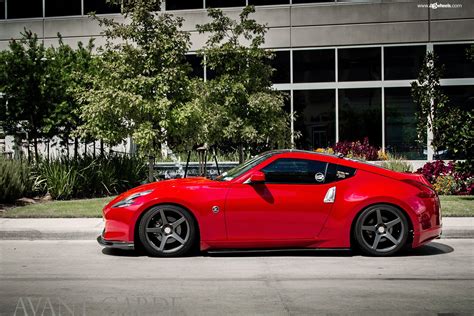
326,164,356,183
261,158,328,184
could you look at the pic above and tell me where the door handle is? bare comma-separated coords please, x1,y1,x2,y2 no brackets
324,186,336,203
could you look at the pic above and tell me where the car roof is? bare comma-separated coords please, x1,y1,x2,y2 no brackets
262,149,344,161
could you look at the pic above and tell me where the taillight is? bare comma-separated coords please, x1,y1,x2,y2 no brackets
402,179,437,198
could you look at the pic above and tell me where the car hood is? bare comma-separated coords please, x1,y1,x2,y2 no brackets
107,177,215,208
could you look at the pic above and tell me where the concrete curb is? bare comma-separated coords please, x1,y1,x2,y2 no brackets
0,217,472,240
0,231,99,240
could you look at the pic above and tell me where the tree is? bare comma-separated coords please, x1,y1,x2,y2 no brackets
77,0,193,180
411,52,448,156
44,36,96,158
411,52,473,169
196,6,291,163
0,30,60,161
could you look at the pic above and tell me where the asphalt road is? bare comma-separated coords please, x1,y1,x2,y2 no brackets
0,239,473,315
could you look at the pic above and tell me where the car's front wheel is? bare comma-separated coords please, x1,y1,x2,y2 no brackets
354,204,409,256
138,205,197,257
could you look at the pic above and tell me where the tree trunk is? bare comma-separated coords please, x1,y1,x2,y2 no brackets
74,138,79,160
148,155,154,183
33,137,39,162
84,141,88,156
93,140,96,158
100,140,104,157
13,135,22,160
238,143,244,164
27,139,31,163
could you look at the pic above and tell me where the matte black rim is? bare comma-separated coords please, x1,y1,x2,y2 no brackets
144,208,190,254
359,207,405,253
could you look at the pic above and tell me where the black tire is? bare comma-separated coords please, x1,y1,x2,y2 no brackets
354,204,409,256
138,205,197,257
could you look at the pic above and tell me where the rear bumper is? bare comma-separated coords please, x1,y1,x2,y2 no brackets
97,234,134,250
413,225,442,248
411,194,442,248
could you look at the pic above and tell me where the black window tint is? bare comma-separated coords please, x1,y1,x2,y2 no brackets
338,47,381,81
8,0,43,19
186,54,204,79
46,0,81,17
434,44,474,79
294,89,336,150
84,0,121,14
249,0,290,5
262,158,328,184
385,88,426,159
326,164,356,183
293,49,335,83
442,85,474,111
270,51,290,83
339,88,382,147
166,0,203,10
0,0,5,19
384,46,426,80
206,0,246,8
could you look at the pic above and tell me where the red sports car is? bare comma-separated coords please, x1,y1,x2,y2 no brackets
98,150,442,257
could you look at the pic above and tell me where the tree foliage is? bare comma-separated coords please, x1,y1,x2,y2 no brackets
411,52,473,168
78,0,192,155
196,6,291,162
46,36,96,151
0,30,59,160
411,52,448,152
0,30,96,160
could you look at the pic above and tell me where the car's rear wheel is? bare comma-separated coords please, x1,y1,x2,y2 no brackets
354,204,409,256
138,205,196,257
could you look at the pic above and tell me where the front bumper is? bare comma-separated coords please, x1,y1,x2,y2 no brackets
97,234,135,250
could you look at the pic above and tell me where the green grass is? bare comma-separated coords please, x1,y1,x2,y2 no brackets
1,195,472,218
1,197,114,218
439,195,474,217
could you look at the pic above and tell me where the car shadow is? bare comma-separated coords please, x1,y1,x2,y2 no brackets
101,248,145,257
395,241,454,257
101,241,454,258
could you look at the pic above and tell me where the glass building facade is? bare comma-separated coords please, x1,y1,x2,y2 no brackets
0,0,472,160
187,43,473,159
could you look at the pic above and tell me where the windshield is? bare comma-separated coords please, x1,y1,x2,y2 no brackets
215,152,276,181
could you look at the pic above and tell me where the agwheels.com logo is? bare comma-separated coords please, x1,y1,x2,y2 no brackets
417,2,463,9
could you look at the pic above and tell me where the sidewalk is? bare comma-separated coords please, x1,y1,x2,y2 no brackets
0,217,472,240
0,218,103,240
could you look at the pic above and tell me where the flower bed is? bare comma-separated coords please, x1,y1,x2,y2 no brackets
416,161,473,195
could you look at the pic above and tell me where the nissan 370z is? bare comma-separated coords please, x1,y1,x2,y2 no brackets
97,150,442,257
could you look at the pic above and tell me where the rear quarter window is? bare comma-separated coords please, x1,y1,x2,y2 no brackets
325,164,356,183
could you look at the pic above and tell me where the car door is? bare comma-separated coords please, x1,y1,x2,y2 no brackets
224,158,336,241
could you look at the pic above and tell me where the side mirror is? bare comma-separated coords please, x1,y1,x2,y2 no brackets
247,171,266,184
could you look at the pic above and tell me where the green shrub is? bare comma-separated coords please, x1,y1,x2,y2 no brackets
36,159,79,200
0,158,34,203
380,155,413,173
35,155,147,200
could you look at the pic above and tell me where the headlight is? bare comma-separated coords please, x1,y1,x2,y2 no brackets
112,190,153,208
